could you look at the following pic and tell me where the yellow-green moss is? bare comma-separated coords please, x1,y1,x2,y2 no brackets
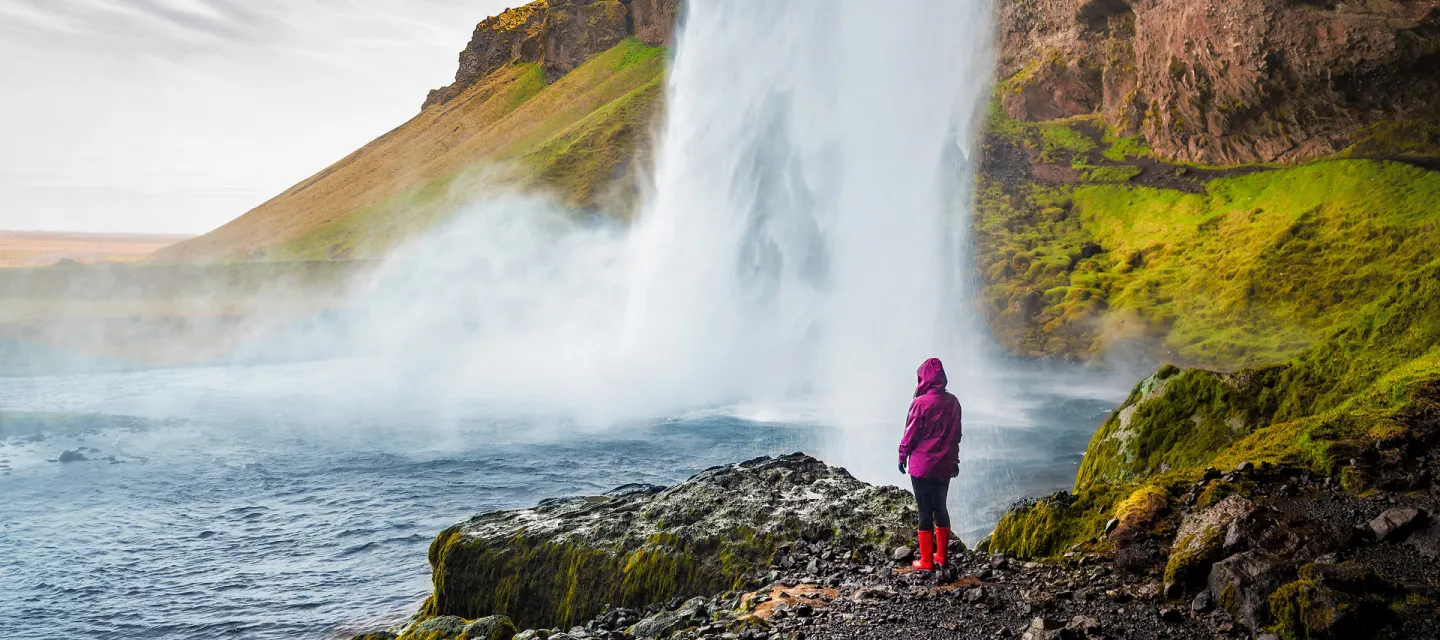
1163,527,1224,588
988,483,1132,558
421,525,778,631
1076,367,1284,490
977,148,1440,367
1267,564,1390,640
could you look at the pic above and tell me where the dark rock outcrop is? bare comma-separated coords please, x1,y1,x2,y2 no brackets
423,0,682,110
539,0,632,81
423,4,547,109
413,453,912,631
629,0,682,46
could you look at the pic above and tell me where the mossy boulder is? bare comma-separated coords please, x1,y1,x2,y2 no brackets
404,616,468,640
1163,494,1254,593
1076,365,1285,490
1268,562,1393,640
416,453,913,630
462,616,519,640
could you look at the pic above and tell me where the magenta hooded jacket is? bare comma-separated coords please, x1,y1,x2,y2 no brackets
898,358,963,479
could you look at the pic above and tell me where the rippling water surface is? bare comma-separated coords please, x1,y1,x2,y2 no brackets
0,360,1125,639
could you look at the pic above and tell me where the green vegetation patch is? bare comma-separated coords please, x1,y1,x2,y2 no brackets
989,261,1440,558
976,158,1440,367
1075,365,1286,489
421,525,776,631
988,484,1134,558
1268,562,1393,640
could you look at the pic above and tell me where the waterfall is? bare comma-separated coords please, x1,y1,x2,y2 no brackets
352,0,999,481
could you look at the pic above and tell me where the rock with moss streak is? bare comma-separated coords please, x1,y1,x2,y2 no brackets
1075,364,1285,490
1163,494,1254,594
417,453,913,631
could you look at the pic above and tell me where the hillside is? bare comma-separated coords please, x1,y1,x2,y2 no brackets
153,0,679,263
977,4,1440,637
979,0,1440,367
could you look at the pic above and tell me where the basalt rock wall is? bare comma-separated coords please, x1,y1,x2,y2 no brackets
999,0,1440,164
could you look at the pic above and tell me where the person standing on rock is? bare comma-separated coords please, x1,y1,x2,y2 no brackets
898,357,962,572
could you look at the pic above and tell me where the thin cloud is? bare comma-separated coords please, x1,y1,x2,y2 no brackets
0,0,515,233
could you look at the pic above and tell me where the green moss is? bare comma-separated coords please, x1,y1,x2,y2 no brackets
1339,120,1440,160
1101,131,1154,161
1268,564,1391,640
421,526,777,631
613,36,666,70
1082,164,1142,183
988,484,1131,558
1076,367,1285,490
1163,527,1224,589
517,74,664,212
978,156,1440,367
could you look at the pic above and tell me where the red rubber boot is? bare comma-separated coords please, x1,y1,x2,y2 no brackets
912,530,935,571
934,527,951,568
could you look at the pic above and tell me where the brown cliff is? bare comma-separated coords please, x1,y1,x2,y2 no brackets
999,0,1440,164
423,0,681,110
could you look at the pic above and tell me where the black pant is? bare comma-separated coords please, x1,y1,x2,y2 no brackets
911,476,951,530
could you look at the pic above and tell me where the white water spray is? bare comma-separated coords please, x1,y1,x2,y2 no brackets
349,0,999,481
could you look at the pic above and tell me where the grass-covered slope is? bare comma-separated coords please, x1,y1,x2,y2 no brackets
154,38,665,263
988,259,1440,558
976,101,1440,369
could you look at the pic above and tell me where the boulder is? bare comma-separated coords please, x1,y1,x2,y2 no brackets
1367,507,1425,542
418,454,912,630
407,616,468,640
629,597,709,639
1207,551,1287,632
462,616,518,640
1268,562,1392,640
1164,495,1254,593
1030,616,1063,631
628,611,687,639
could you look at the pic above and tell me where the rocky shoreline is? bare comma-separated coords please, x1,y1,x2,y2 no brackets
345,444,1439,640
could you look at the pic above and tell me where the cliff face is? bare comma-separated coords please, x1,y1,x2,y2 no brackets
978,0,1440,367
423,0,682,110
999,0,1440,164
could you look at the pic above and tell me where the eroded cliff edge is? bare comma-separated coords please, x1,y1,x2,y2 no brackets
979,0,1440,366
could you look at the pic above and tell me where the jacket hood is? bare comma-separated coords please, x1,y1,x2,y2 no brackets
915,357,948,396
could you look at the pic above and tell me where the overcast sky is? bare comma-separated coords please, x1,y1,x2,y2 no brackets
0,0,514,234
